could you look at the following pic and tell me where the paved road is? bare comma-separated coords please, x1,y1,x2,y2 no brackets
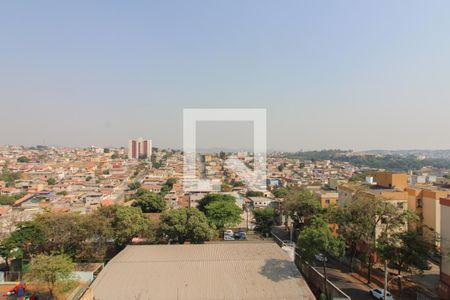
111,168,148,203
406,261,439,295
271,228,374,299
314,258,373,300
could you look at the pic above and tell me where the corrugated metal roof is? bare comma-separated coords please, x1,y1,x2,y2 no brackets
91,242,315,300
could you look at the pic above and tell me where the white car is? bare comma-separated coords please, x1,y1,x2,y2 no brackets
224,235,235,241
314,253,328,262
370,288,393,300
282,240,295,247
224,229,234,236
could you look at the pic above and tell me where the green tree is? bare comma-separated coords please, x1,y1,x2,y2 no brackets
34,212,90,256
160,178,176,196
7,221,45,258
253,208,275,237
111,152,119,159
246,190,264,197
297,216,345,296
134,188,147,197
47,177,57,185
160,208,212,244
197,194,236,213
337,192,411,284
165,178,176,189
17,156,30,163
103,148,110,153
33,212,114,261
0,168,21,186
97,205,151,248
205,201,242,232
333,202,365,272
0,239,22,270
380,230,432,275
0,192,26,206
272,187,289,198
76,214,113,262
132,190,167,213
349,171,377,183
282,187,322,229
128,181,141,190
25,254,74,299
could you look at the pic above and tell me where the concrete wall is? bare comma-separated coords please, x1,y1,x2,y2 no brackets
79,287,93,300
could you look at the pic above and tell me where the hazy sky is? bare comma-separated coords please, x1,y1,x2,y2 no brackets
1,1,450,151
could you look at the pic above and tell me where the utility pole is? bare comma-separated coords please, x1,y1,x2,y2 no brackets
246,208,249,230
384,260,388,300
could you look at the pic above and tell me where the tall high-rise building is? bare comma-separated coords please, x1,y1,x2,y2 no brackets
128,138,152,159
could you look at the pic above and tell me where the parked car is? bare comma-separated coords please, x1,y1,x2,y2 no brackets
224,235,235,241
370,288,393,300
224,229,234,236
234,231,247,240
282,240,295,247
314,253,328,262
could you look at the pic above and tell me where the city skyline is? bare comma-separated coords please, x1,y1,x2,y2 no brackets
1,2,449,299
1,1,450,150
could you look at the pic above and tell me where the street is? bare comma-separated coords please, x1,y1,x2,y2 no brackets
111,167,148,203
314,258,373,300
272,227,374,299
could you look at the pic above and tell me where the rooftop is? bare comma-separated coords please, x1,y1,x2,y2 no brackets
91,242,314,300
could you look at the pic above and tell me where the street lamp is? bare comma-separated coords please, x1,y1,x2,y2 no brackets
384,275,401,300
290,211,299,242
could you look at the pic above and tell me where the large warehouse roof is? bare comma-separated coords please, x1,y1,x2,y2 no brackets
90,241,315,300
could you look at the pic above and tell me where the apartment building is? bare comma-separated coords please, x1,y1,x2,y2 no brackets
337,172,409,235
315,190,339,208
376,171,408,190
337,183,357,208
406,187,449,245
128,138,152,160
439,197,450,299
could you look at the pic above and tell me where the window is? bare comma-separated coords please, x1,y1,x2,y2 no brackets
417,199,423,208
325,199,330,204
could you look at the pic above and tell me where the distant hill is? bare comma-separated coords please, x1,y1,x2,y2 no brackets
360,149,450,160
287,150,450,172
